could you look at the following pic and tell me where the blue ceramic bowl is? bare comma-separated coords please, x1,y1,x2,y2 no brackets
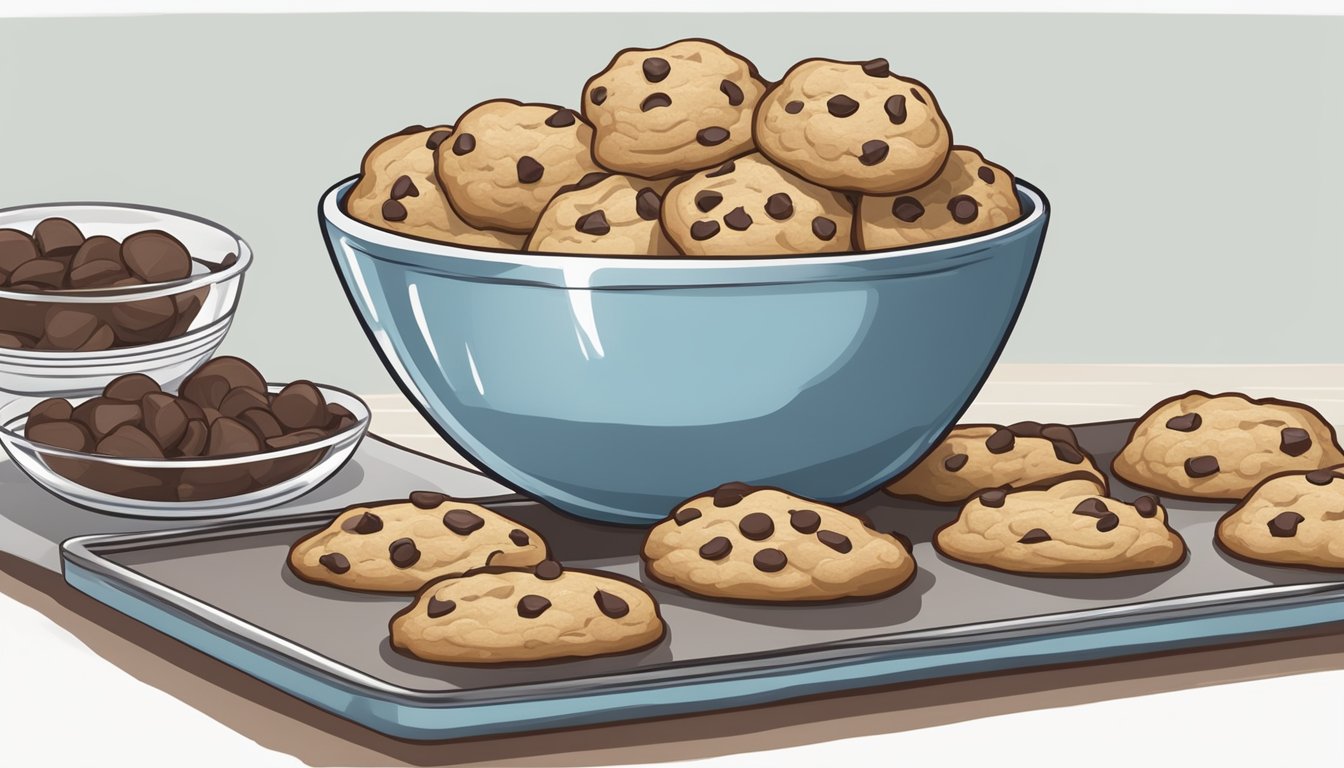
320,177,1048,525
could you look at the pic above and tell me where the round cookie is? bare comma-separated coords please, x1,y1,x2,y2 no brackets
754,57,952,194
436,100,603,234
1112,391,1344,501
857,146,1022,250
935,480,1186,576
1216,467,1344,570
347,125,525,250
886,422,1109,504
660,153,853,257
641,482,916,602
288,492,548,593
390,562,666,663
581,38,768,179
526,173,677,256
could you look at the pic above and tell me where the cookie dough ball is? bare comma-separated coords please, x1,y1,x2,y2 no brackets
526,174,677,256
660,153,853,257
436,100,603,234
582,38,767,179
347,125,525,250
857,146,1021,250
755,57,952,194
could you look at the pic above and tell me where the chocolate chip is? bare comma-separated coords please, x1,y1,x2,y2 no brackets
389,538,420,568
381,199,407,222
674,507,702,525
891,197,925,223
1307,470,1336,486
910,87,927,104
827,94,860,117
97,424,164,459
72,398,140,440
1008,420,1043,438
594,590,629,619
390,175,419,200
518,594,551,618
121,230,192,283
696,127,730,146
271,380,328,430
784,100,804,114
182,358,266,408
1166,413,1201,432
643,57,670,82
859,140,889,166
979,488,1007,508
695,191,723,213
535,560,563,580
1041,424,1080,448
318,553,350,574
861,58,890,77
545,108,577,128
943,453,969,472
811,217,837,241
409,490,447,509
1280,428,1313,457
427,596,456,618
342,511,384,534
237,408,283,441
516,156,544,184
0,229,38,275
1134,495,1159,518
68,259,127,288
691,220,720,241
985,428,1016,454
699,536,733,560
177,420,208,457
724,206,753,231
1018,528,1051,544
575,210,611,236
720,79,744,106
8,259,65,289
104,373,159,403
712,481,754,507
203,417,260,457
33,218,84,260
26,398,73,429
218,387,270,419
590,86,607,105
753,548,788,572
817,530,852,554
706,161,736,177
948,195,980,224
765,193,794,220
978,166,997,184
1185,455,1220,478
739,512,774,540
884,94,907,124
1073,498,1109,518
789,508,821,534
635,187,662,221
640,93,672,111
451,133,475,156
1096,512,1121,532
27,421,92,452
1054,442,1085,465
425,130,451,150
1267,511,1305,538
443,508,485,535
70,235,120,270
509,529,530,546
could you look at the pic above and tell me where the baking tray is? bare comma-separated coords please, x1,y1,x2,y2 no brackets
60,421,1344,741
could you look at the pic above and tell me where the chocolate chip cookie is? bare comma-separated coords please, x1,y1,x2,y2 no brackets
526,173,677,256
935,479,1186,575
348,125,525,250
582,38,767,179
1217,467,1344,570
390,561,665,663
435,100,602,234
1113,392,1344,501
856,146,1021,250
886,422,1108,504
288,492,547,593
641,482,916,602
659,153,854,256
754,57,951,194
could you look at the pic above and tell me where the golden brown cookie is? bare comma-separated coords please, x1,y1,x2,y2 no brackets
526,173,677,256
1216,466,1344,570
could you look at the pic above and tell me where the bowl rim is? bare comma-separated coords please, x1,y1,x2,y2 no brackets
320,175,1049,288
0,382,371,468
0,200,253,303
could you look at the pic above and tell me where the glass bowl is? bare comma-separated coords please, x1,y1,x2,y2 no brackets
0,384,369,518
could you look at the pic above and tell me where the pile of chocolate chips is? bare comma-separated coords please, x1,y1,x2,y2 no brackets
0,217,235,351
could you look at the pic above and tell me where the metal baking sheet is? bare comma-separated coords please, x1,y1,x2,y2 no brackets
61,421,1344,741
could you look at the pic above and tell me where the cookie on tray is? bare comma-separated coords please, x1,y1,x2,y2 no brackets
288,491,547,593
390,561,666,663
1112,391,1344,501
886,422,1108,505
642,482,916,602
526,173,677,256
934,479,1186,575
1216,467,1344,570
436,100,603,234
581,38,767,179
659,153,854,257
347,125,525,250
754,57,951,194
856,146,1021,250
